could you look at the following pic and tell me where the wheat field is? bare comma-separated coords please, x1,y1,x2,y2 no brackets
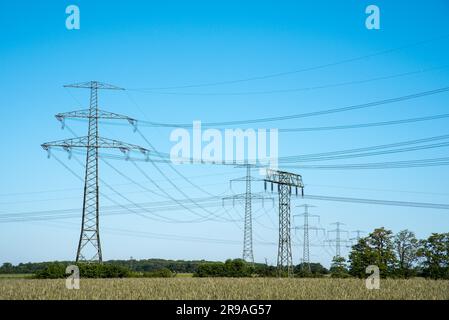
1,278,448,300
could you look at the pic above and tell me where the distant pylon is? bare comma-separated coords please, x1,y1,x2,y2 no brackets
223,164,272,263
293,204,324,273
264,169,304,277
326,222,350,258
349,230,366,247
42,81,149,263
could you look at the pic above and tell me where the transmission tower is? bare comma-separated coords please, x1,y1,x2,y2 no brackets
326,222,350,258
264,169,304,277
293,204,324,273
223,164,272,263
350,230,365,243
41,81,149,263
351,230,365,242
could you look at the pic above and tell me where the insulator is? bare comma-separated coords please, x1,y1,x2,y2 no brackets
271,183,273,193
264,181,267,191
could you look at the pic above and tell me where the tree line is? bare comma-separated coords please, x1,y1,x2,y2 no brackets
342,228,449,279
1,228,447,279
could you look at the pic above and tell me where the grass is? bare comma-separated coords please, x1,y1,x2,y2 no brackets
0,274,33,279
0,278,448,300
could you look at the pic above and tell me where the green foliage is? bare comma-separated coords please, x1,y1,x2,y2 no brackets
418,233,449,279
330,256,350,278
34,263,130,279
142,268,175,278
294,263,329,277
194,259,254,277
394,230,419,278
348,227,397,278
34,263,66,279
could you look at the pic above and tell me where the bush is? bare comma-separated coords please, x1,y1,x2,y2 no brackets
194,259,254,277
34,263,131,279
142,268,175,278
34,263,66,279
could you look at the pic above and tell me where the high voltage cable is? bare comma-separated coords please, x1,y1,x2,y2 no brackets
135,128,218,197
68,111,449,133
131,85,449,127
279,113,449,132
279,134,449,161
0,202,269,224
131,159,230,221
71,154,206,223
64,124,232,222
284,157,449,170
302,194,449,210
127,33,449,91
89,133,449,166
131,65,449,96
56,152,223,224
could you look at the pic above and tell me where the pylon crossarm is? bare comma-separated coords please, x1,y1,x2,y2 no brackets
55,109,136,123
42,137,149,153
64,81,125,90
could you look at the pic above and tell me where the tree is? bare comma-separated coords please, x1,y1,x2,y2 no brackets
348,237,376,278
418,233,449,279
0,263,14,274
294,263,329,277
330,256,349,278
348,227,396,278
394,230,419,278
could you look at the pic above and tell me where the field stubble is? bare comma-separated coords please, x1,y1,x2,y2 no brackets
0,278,448,300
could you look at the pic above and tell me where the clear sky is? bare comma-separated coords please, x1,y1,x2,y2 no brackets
1,0,449,267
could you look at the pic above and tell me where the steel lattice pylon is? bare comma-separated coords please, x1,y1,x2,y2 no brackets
293,204,323,273
326,222,350,259
243,164,253,262
42,81,149,263
78,83,101,262
264,169,304,277
223,164,273,263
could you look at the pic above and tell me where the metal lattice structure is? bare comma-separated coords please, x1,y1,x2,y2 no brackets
326,222,350,258
41,81,149,263
293,204,324,273
223,164,273,263
264,169,304,277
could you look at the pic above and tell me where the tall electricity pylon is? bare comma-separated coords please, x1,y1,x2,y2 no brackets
349,230,366,248
222,164,272,263
293,204,324,273
326,222,350,258
351,230,365,242
42,81,149,263
264,169,304,277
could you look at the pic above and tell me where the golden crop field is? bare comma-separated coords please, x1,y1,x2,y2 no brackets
1,278,448,300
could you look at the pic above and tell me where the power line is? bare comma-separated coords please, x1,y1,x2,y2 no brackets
131,65,449,96
136,85,449,127
279,113,449,132
128,33,449,91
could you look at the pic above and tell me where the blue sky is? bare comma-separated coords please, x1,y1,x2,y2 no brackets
1,0,449,267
